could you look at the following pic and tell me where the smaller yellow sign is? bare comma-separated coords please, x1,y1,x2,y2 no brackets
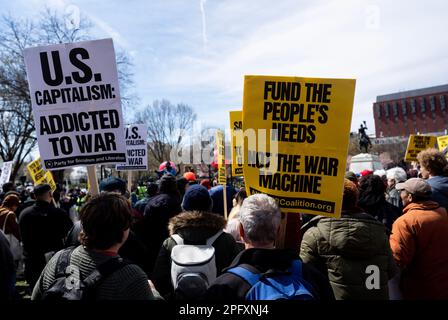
27,158,45,182
229,111,244,177
404,135,437,161
36,171,57,192
437,135,448,156
216,130,226,185
27,157,57,192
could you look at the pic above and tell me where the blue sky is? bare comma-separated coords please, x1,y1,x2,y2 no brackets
2,0,448,135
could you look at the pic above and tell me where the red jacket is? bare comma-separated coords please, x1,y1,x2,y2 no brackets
390,201,448,299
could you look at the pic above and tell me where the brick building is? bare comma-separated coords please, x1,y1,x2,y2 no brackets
373,84,448,138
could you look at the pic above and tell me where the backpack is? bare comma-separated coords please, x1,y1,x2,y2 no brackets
170,230,223,300
41,247,127,301
227,259,316,300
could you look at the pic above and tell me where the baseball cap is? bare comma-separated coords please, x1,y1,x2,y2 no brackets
99,177,127,194
395,178,432,197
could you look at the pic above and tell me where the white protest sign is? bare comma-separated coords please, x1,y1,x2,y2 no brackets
24,38,126,170
0,161,13,188
116,124,148,171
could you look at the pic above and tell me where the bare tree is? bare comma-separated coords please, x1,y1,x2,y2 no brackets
135,100,197,164
0,9,134,182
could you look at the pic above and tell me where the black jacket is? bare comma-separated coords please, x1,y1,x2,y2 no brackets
205,248,335,301
141,192,182,275
19,200,73,258
151,211,242,299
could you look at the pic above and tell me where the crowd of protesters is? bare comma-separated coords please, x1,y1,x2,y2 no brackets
1,148,448,301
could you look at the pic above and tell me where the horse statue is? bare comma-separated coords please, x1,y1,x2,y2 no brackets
358,121,372,153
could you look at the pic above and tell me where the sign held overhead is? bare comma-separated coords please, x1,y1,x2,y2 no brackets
24,38,126,170
242,76,356,218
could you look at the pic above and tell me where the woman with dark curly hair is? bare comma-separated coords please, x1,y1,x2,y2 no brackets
417,148,448,209
358,174,402,231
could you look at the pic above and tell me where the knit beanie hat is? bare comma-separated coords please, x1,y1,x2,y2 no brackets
182,184,213,212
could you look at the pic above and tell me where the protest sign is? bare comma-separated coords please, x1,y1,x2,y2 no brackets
242,75,356,218
116,124,148,171
23,38,126,170
27,158,46,182
0,161,13,188
229,111,244,177
36,171,57,192
27,157,57,192
216,129,228,219
216,130,226,185
404,134,437,161
437,135,448,156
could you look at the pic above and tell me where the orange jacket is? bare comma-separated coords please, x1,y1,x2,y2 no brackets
390,201,448,299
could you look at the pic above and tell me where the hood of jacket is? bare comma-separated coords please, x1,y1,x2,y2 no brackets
302,209,389,259
168,211,226,243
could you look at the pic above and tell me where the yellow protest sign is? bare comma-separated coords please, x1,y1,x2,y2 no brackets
36,171,57,192
27,157,57,192
229,111,244,177
404,135,437,161
27,158,46,182
216,130,226,185
242,75,356,218
437,135,448,155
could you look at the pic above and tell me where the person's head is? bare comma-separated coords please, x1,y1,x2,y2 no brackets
386,167,407,188
2,194,20,211
200,179,211,190
232,188,247,207
33,184,53,203
2,182,14,194
181,184,213,212
183,171,196,182
342,179,359,210
79,193,133,250
344,171,358,185
360,169,373,178
99,177,127,195
238,194,281,249
395,178,432,208
146,182,158,198
358,174,386,206
417,148,448,179
159,174,178,194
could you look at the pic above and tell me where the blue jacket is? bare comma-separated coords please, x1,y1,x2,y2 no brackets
427,176,448,209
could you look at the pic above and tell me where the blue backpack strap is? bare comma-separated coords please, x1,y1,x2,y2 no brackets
289,259,316,297
227,266,261,286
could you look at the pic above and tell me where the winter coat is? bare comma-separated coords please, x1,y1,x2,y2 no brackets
18,200,73,288
427,176,448,209
0,207,21,241
390,201,448,299
141,192,182,275
0,231,15,300
151,211,242,299
300,209,398,300
205,248,335,301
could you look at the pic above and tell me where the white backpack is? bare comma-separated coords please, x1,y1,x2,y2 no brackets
170,230,223,300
